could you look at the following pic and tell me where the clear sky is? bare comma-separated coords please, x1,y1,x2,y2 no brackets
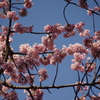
0,0,100,100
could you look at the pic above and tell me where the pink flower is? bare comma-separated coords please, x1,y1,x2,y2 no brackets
67,43,88,55
41,35,55,50
24,0,33,9
94,31,100,40
63,24,75,33
83,38,93,48
3,90,18,100
0,1,8,8
71,61,85,72
33,89,44,100
44,24,63,35
13,23,33,34
87,9,93,15
25,73,34,84
91,93,100,100
90,41,100,57
24,54,40,66
39,57,50,66
85,61,96,73
73,52,86,62
94,6,100,12
38,68,48,81
7,11,19,21
75,22,85,33
19,43,30,54
66,46,75,55
1,26,8,35
71,62,81,71
79,29,90,37
0,13,7,19
13,22,22,32
63,30,76,38
32,43,45,53
79,0,89,9
27,47,39,59
2,62,17,76
50,48,67,65
25,88,44,100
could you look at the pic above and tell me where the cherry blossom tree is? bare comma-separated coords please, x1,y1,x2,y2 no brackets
0,0,100,100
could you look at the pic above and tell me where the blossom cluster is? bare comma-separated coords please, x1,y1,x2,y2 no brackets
13,23,33,34
87,6,100,15
0,0,100,100
24,88,44,100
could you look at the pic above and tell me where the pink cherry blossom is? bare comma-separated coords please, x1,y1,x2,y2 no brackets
49,48,67,65
25,88,44,100
85,61,96,73
24,73,34,84
41,35,55,50
13,22,22,32
90,41,100,57
75,22,85,33
94,31,100,40
24,54,40,66
87,9,93,15
79,29,90,37
38,68,48,81
67,43,88,55
63,30,76,38
2,90,18,100
33,89,44,100
71,61,85,72
13,23,33,34
73,52,86,62
63,24,75,33
71,61,81,71
39,57,50,66
24,0,33,9
19,43,30,54
0,1,8,8
94,6,100,12
0,13,7,19
83,38,93,48
2,62,17,76
17,58,28,73
7,11,19,21
78,0,89,9
44,24,63,35
1,26,14,36
32,43,45,53
27,47,39,59
91,93,100,100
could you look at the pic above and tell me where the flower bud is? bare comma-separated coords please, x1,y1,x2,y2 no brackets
18,8,28,17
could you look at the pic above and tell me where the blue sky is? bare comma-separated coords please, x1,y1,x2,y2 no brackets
0,0,100,100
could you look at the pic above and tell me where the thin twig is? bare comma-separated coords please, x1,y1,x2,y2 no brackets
27,89,34,100
63,3,70,24
52,63,59,86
